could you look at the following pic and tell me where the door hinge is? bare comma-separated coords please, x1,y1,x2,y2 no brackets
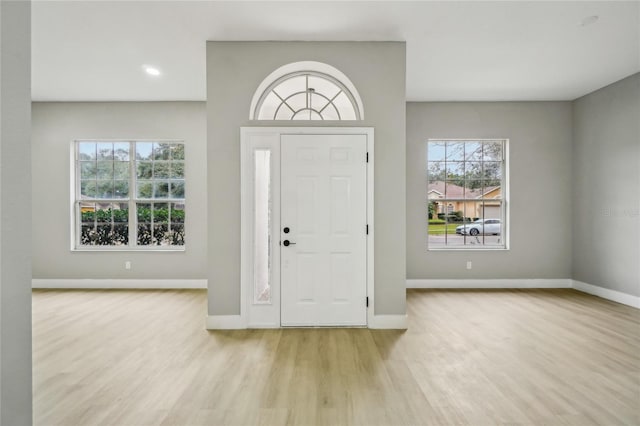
366,224,369,235
366,297,369,307
366,152,369,163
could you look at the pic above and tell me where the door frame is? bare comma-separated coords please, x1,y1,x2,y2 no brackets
240,127,374,328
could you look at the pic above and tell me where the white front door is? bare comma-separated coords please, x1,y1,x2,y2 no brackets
280,134,367,326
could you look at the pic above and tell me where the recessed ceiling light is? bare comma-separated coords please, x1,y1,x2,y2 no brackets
143,65,161,76
580,15,599,27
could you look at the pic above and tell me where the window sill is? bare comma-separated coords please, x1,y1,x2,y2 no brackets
428,247,509,252
72,247,186,253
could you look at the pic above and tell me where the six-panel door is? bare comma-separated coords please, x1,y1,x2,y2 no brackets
280,134,367,326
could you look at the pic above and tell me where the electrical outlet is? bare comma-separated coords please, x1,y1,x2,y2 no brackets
466,261,472,270
125,261,131,270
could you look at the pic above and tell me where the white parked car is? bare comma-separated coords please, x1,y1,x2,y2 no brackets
456,219,501,236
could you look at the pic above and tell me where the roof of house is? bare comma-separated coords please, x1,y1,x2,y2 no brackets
428,181,500,199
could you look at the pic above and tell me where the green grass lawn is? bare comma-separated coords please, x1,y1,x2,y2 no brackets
428,223,460,235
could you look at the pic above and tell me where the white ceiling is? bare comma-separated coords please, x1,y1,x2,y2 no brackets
32,1,640,102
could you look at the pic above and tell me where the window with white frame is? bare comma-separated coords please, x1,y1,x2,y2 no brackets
254,71,361,121
427,139,507,249
74,141,185,249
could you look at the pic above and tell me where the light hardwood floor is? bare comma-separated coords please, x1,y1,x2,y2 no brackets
33,289,640,426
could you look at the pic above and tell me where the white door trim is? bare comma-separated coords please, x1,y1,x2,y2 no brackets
240,127,374,328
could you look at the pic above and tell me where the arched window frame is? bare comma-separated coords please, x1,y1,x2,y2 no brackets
250,61,364,121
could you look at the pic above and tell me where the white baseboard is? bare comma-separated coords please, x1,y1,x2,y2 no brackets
405,278,638,309
246,323,281,329
32,278,207,289
369,314,408,329
572,280,640,309
206,315,246,330
206,315,408,330
407,279,572,289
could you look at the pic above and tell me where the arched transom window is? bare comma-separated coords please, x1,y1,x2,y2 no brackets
251,62,364,121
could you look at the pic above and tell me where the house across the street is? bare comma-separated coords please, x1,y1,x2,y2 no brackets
428,181,502,219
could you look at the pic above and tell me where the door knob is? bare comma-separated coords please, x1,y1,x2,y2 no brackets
283,240,296,247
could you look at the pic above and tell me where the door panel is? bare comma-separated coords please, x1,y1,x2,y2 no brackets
330,253,353,302
330,177,351,235
296,177,318,234
296,254,317,303
281,134,367,326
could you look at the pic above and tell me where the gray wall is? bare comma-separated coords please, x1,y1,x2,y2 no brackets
0,0,32,424
572,73,640,296
207,41,406,316
407,102,573,280
31,102,207,280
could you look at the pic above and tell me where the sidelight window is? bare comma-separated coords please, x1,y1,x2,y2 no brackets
253,150,272,303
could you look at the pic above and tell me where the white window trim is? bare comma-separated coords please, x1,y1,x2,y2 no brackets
427,138,510,251
70,139,186,252
249,61,364,121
